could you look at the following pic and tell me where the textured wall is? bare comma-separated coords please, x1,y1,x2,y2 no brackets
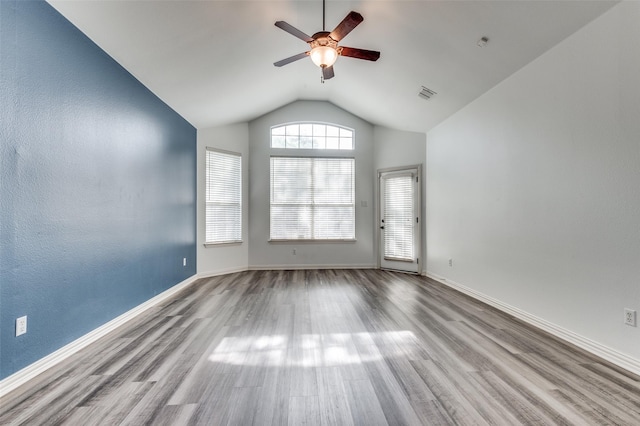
248,101,376,269
373,126,427,270
426,2,640,361
197,124,250,276
0,1,197,379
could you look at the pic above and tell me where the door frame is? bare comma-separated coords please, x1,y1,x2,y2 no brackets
376,164,422,274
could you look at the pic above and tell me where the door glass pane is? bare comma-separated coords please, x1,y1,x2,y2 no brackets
383,174,414,260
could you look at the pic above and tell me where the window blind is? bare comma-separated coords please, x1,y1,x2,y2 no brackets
206,149,242,244
270,157,355,240
383,173,414,260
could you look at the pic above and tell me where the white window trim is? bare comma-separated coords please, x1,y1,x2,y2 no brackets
205,147,242,245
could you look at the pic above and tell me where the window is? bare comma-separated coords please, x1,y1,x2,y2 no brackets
271,123,354,150
205,148,242,244
270,157,355,240
383,173,414,261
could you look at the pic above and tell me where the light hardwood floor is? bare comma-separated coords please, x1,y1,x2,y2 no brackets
1,269,639,425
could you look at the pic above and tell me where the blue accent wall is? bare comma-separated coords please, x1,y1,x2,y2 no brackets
0,1,197,379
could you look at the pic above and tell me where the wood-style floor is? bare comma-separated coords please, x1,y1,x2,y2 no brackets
1,269,639,425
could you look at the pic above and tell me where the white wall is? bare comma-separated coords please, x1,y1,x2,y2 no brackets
248,100,376,268
373,126,427,269
427,1,640,364
197,123,250,276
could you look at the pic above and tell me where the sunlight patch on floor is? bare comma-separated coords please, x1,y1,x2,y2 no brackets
208,331,417,366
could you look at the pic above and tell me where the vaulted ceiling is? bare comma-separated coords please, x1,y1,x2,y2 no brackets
48,1,617,133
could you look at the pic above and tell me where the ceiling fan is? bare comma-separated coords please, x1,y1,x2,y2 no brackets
273,0,380,81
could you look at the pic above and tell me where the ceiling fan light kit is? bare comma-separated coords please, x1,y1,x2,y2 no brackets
309,34,340,68
273,0,380,81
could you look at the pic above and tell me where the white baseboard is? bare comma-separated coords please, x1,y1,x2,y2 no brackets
197,266,248,279
198,264,377,277
425,271,640,377
0,274,199,398
249,264,377,271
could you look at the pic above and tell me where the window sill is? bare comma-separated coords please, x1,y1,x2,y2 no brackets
268,239,356,244
204,241,243,247
383,256,414,263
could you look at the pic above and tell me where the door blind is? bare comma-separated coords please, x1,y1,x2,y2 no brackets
270,157,355,240
206,149,242,243
383,173,414,260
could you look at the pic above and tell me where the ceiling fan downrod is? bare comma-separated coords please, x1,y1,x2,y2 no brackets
323,0,329,31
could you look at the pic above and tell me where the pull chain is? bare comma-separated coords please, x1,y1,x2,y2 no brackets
321,0,327,84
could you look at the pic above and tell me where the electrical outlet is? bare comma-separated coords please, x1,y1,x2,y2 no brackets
183,258,187,267
448,258,453,267
16,316,27,336
624,309,636,327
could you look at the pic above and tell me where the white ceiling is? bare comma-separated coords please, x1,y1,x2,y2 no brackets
48,0,617,133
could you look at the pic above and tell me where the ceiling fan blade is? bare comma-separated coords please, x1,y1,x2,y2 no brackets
274,52,309,67
322,65,335,80
328,11,363,42
340,47,380,61
275,21,314,43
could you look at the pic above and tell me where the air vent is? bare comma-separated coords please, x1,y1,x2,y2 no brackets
418,86,437,100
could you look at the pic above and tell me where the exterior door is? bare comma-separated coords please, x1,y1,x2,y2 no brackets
379,167,421,274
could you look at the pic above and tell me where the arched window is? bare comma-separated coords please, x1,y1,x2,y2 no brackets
271,122,354,150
